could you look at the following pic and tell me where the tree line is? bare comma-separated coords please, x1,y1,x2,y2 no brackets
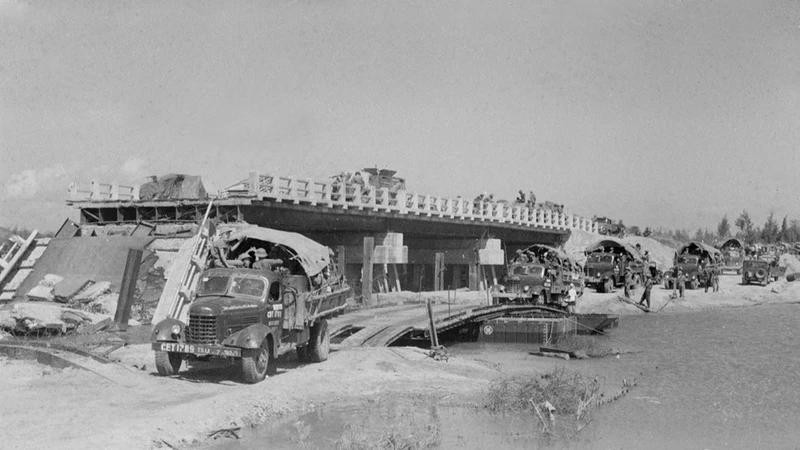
625,211,800,246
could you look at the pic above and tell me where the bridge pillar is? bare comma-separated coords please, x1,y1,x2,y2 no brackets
468,263,479,291
361,237,374,305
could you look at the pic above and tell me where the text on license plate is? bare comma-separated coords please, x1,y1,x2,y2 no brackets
157,342,241,357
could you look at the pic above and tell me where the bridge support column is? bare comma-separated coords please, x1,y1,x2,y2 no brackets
434,253,444,291
362,237,374,305
468,263,479,291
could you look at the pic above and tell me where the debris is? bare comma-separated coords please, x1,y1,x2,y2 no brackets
427,345,449,362
208,426,241,440
26,274,64,301
529,351,570,360
72,281,112,302
53,278,93,303
0,302,109,335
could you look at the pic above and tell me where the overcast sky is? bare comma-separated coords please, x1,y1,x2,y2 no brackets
2,0,799,233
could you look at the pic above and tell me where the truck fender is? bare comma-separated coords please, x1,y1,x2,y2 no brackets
151,318,186,342
223,323,275,354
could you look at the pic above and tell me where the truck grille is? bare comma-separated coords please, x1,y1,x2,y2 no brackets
187,315,218,344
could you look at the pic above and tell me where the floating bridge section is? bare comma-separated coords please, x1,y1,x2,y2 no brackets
67,172,599,291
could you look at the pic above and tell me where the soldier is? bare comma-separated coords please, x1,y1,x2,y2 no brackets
677,269,686,298
623,265,632,298
639,275,653,310
704,267,713,293
712,267,720,293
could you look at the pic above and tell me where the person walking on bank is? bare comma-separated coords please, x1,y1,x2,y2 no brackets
677,270,686,298
623,266,632,298
639,275,653,310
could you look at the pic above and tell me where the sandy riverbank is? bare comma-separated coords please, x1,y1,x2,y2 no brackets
1,276,798,448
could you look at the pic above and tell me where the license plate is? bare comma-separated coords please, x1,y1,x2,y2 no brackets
154,342,241,358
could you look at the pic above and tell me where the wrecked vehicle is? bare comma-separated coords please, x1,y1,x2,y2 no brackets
583,238,644,293
665,242,722,290
741,259,771,286
151,226,352,383
492,244,584,313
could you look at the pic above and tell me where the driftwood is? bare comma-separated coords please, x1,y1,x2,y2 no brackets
208,426,241,440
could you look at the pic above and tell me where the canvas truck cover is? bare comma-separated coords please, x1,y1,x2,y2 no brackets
139,174,207,200
515,244,572,265
215,226,331,277
678,241,722,262
586,238,642,260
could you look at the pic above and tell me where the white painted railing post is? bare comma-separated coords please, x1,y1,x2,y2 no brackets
397,190,408,214
90,180,100,200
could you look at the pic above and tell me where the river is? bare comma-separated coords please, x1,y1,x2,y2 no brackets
217,302,800,449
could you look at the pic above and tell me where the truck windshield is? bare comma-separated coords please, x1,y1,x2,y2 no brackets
678,256,698,264
230,277,266,297
197,275,230,296
588,254,613,263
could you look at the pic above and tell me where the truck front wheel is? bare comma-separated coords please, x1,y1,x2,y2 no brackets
155,351,182,376
241,340,276,383
307,319,330,363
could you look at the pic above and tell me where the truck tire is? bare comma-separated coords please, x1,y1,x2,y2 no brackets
307,319,330,363
241,339,276,384
155,351,182,376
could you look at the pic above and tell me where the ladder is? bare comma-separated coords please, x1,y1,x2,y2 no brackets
0,231,46,303
151,202,214,325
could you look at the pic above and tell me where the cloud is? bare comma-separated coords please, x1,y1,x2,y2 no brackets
1,165,68,200
0,0,28,18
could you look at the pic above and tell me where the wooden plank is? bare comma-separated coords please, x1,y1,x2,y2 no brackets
114,248,143,330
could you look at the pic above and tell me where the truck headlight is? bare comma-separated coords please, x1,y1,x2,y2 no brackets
523,285,530,293
170,324,182,337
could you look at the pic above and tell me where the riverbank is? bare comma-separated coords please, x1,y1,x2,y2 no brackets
1,276,799,448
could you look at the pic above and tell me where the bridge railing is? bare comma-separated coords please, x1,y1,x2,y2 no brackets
234,172,599,233
68,181,139,202
66,173,601,233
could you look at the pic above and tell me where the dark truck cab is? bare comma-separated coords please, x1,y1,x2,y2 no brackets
493,244,583,313
152,226,351,383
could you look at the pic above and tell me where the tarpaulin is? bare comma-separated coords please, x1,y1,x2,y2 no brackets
139,174,207,200
215,225,331,277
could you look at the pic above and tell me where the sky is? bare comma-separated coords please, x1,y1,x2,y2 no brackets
1,0,799,233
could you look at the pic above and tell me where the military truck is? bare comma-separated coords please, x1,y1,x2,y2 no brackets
583,238,645,293
664,242,722,290
718,238,744,274
151,226,352,383
492,244,583,313
741,259,771,286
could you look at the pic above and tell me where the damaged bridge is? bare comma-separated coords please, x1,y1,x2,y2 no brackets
67,172,600,293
